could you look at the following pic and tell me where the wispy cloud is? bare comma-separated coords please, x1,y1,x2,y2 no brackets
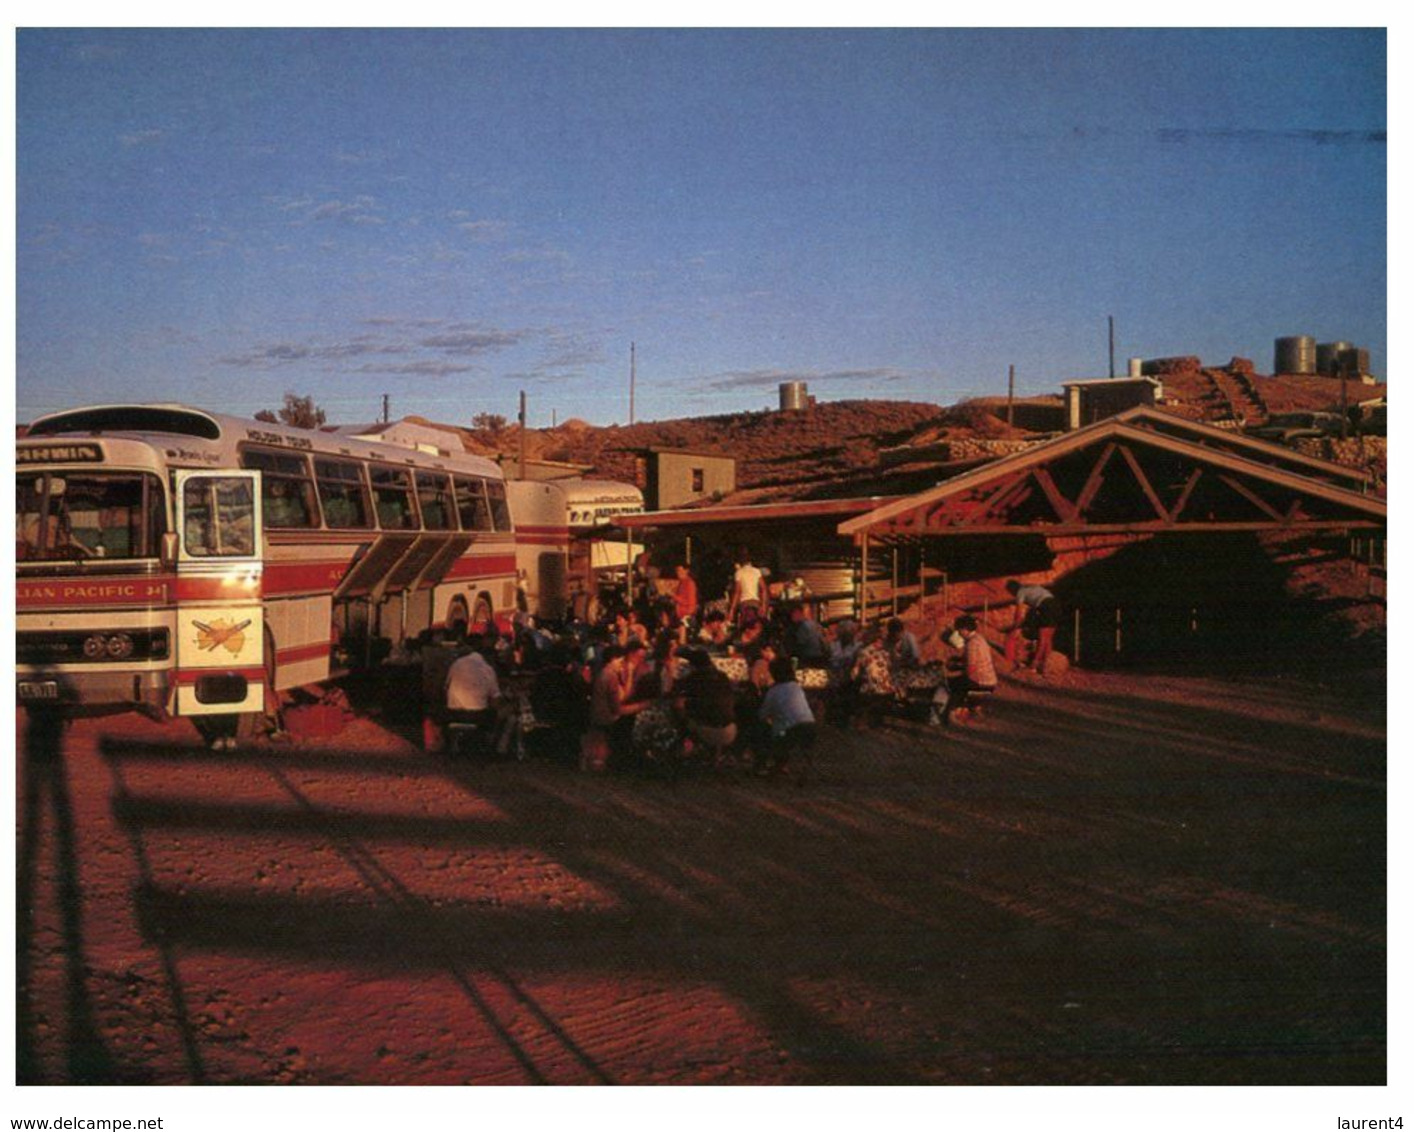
455,219,511,241
333,149,385,164
308,196,384,225
1157,127,1386,145
419,329,524,355
76,43,125,63
362,316,447,329
119,128,166,148
353,360,478,377
218,338,411,368
271,195,386,225
699,367,912,393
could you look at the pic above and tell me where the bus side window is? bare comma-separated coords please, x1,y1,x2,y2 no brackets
370,465,418,530
416,472,454,531
240,447,318,529
454,476,492,531
485,479,512,531
315,457,373,529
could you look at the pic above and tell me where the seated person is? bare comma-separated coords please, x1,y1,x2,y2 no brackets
696,609,731,653
420,623,471,750
444,635,515,752
583,643,650,770
940,614,998,725
785,603,828,667
529,645,590,730
752,656,817,773
886,617,923,670
675,647,739,754
849,627,899,727
826,619,861,684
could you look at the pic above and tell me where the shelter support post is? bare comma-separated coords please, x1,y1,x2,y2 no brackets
626,530,634,606
1073,607,1081,666
860,534,870,625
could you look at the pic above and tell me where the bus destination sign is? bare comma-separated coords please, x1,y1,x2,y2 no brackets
18,443,104,464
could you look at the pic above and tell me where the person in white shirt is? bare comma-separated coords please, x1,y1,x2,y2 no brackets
728,549,766,626
444,638,512,753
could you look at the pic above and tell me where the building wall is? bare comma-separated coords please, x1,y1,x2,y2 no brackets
648,452,737,510
1066,381,1160,429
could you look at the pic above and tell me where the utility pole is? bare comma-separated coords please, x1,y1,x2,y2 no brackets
1007,364,1015,427
518,390,528,478
1108,316,1116,379
382,393,390,423
629,341,637,425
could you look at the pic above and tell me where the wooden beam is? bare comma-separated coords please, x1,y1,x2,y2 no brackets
1074,443,1117,514
1218,474,1284,522
1119,444,1171,523
959,473,1029,527
906,519,1383,536
1032,466,1078,523
1169,467,1204,521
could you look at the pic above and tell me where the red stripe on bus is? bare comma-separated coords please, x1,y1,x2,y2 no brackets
175,576,262,601
173,667,266,685
443,554,517,581
263,561,351,594
275,641,331,665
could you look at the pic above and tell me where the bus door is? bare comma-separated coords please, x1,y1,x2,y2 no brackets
172,470,266,717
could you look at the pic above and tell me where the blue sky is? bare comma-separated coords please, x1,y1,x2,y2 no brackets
16,28,1387,428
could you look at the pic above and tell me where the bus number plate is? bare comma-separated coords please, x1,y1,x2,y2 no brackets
18,681,60,701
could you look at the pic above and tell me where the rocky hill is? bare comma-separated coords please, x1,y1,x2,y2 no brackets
411,364,1384,497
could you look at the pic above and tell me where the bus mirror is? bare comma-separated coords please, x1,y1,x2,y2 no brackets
161,531,179,568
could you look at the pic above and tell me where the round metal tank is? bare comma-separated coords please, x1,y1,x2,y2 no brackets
1274,336,1316,375
1127,357,1143,378
1317,341,1354,376
779,381,809,411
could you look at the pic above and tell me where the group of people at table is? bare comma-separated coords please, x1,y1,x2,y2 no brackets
422,555,1058,774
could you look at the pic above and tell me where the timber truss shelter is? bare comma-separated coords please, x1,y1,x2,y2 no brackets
838,407,1385,542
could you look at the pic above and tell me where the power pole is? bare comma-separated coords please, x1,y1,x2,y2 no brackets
518,390,528,478
382,393,390,423
629,341,637,425
1007,364,1015,427
1108,316,1116,379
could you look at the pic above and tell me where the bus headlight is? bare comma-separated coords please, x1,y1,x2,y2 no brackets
83,634,108,659
106,633,134,659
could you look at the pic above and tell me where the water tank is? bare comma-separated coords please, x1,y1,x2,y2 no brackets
1274,336,1316,376
779,381,809,411
1339,347,1370,378
1127,357,1144,378
1317,341,1354,376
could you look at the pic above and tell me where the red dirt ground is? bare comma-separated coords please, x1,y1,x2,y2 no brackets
16,668,1385,1085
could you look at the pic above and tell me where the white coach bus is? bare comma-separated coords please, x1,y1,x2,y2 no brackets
16,404,517,736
